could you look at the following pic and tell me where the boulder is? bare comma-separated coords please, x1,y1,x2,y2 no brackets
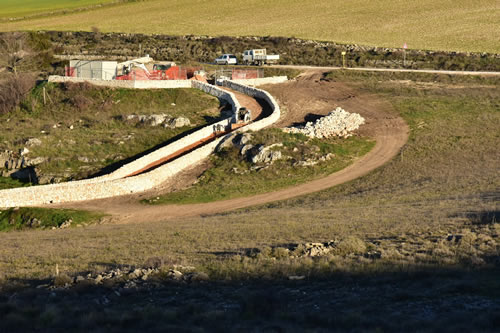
167,117,191,128
249,144,283,164
240,144,254,156
25,138,42,147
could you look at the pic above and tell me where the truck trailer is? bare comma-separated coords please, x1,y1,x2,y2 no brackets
242,49,280,66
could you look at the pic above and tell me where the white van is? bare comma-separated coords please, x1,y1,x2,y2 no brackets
215,54,238,65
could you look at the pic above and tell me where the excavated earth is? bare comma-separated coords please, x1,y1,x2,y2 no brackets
54,71,409,224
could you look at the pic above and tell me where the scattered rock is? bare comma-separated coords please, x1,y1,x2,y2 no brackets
94,275,103,284
27,156,47,166
59,219,72,229
28,218,42,228
25,138,42,147
167,269,183,280
166,117,191,128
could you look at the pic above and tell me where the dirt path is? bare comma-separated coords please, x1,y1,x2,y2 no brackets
55,72,409,223
271,65,500,76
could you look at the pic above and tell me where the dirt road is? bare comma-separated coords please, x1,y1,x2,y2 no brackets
56,72,409,223
272,65,500,76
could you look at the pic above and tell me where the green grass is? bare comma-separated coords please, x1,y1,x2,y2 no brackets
0,176,30,190
0,0,119,19
0,81,220,183
145,129,374,204
0,207,104,231
0,0,498,53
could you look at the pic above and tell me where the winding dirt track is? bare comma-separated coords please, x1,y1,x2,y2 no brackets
56,72,409,223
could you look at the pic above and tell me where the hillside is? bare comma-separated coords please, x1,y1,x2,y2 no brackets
0,71,498,331
0,0,498,53
0,82,220,186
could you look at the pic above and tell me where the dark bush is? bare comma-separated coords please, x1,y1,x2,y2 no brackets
0,74,36,114
70,94,94,111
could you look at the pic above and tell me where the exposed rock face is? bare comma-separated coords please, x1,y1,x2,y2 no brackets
0,150,24,170
216,133,253,152
166,117,191,128
25,138,42,147
249,144,283,164
283,107,365,139
124,114,192,128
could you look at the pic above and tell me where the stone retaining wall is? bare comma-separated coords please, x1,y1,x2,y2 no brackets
0,79,281,208
221,80,281,132
48,76,192,89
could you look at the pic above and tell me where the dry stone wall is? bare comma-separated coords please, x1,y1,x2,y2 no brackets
0,78,280,208
221,80,281,132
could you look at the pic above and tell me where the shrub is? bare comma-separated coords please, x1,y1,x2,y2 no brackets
336,236,367,255
70,94,94,111
0,73,36,114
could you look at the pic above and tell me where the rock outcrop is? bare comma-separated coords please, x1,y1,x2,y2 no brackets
123,114,192,128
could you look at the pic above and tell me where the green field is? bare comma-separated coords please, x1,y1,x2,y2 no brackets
0,0,117,18
0,0,498,53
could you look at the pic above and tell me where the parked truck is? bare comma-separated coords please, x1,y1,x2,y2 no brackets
242,49,280,66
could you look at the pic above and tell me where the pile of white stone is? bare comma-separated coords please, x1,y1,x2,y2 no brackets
283,107,365,138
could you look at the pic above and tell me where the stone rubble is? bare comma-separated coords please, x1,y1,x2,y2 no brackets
45,264,208,291
283,107,365,139
123,114,191,128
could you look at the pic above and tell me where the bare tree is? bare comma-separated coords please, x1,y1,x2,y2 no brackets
0,32,32,75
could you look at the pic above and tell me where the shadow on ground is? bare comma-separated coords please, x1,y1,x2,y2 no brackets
1,266,499,332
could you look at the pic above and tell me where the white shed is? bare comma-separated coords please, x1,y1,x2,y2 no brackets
69,60,117,80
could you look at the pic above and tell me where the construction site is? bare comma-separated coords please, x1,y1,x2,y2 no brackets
65,56,266,83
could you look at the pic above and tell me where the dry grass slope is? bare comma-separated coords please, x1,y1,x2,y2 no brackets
0,72,497,281
0,0,498,53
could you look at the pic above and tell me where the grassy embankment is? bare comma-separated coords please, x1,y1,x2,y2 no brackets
0,207,104,231
0,177,29,190
145,129,374,204
0,82,220,183
0,71,498,280
0,0,498,53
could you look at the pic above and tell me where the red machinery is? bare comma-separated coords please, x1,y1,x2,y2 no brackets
116,65,188,81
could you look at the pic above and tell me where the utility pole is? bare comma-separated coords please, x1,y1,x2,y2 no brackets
403,42,408,67
341,51,347,68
